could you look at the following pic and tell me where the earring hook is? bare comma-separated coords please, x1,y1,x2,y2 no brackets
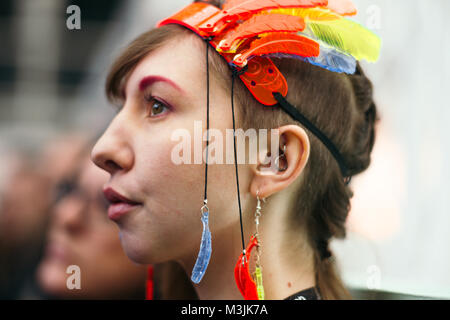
256,190,266,203
274,144,288,172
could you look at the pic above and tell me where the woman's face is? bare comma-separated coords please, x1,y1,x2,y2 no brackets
91,34,253,266
37,157,146,299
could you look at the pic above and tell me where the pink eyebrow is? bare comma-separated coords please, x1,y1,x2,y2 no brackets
138,75,185,94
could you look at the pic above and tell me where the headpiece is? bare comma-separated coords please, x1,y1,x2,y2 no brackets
157,0,381,181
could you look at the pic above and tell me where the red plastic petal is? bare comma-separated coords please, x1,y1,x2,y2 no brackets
146,266,154,300
218,14,305,52
237,56,288,106
234,235,259,300
200,0,326,34
233,33,319,67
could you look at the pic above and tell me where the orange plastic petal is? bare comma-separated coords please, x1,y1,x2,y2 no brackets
223,0,326,12
268,7,342,21
233,32,319,67
200,0,327,34
156,2,220,38
217,13,305,52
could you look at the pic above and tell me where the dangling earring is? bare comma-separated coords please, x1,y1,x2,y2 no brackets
191,36,214,284
234,191,266,300
191,200,212,284
254,191,265,300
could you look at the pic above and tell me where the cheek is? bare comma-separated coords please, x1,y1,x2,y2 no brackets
127,135,207,261
126,114,251,262
135,136,205,210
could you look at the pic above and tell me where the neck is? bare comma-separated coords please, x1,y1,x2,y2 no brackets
177,194,316,300
257,196,316,299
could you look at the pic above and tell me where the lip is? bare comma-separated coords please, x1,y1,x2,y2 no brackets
46,242,68,263
44,237,73,264
103,187,142,221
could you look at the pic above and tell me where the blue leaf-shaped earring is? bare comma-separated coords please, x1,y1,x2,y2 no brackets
191,201,212,284
191,36,214,284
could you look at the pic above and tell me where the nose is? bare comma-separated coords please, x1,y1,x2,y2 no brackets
53,195,86,233
91,115,134,175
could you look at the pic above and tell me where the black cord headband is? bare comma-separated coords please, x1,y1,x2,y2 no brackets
272,92,352,185
227,64,352,186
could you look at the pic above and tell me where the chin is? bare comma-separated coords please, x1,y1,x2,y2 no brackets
118,229,157,265
36,260,68,297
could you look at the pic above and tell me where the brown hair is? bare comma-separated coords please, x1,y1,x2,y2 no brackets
106,2,379,299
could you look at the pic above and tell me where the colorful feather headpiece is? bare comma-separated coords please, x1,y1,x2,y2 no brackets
157,0,381,106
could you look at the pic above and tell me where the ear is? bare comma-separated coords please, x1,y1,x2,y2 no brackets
249,125,310,199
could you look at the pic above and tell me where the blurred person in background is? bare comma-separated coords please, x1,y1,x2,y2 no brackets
0,149,52,299
0,133,191,299
0,133,90,299
35,145,148,299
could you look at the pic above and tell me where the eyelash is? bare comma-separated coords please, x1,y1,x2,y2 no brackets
144,95,171,117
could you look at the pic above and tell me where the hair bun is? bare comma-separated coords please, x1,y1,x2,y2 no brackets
350,64,374,115
345,63,379,176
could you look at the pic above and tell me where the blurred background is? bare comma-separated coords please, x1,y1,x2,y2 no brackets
0,0,449,299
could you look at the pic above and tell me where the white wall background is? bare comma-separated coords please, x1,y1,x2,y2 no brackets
331,0,450,299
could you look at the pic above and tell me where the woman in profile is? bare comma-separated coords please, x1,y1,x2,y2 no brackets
92,0,379,300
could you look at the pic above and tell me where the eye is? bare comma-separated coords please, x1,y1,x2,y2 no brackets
144,95,170,117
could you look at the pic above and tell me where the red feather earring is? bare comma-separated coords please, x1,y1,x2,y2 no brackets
234,192,266,300
234,235,259,300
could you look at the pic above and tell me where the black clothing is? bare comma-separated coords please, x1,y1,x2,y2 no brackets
284,287,321,300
